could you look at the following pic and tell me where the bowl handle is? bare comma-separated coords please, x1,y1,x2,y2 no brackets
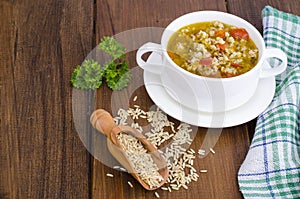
260,48,287,78
136,42,166,75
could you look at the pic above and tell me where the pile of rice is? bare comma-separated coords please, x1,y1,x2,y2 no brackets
116,132,164,189
113,97,202,191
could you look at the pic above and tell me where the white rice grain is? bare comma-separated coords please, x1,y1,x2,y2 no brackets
133,95,137,102
128,181,133,188
120,167,127,172
198,149,206,156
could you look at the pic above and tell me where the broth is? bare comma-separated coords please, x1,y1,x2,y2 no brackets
167,21,259,78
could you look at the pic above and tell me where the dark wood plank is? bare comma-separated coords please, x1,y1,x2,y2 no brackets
227,0,300,34
0,2,18,198
92,0,252,198
0,0,94,198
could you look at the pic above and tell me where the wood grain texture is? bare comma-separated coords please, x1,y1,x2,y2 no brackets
227,0,300,33
2,0,298,198
0,0,94,198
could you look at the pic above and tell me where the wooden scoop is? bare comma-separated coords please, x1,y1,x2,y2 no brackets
90,109,168,190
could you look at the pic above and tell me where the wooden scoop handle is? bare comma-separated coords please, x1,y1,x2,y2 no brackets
90,109,121,144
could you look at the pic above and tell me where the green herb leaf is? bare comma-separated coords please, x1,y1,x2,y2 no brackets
104,61,131,90
71,59,103,90
71,37,131,91
98,36,125,60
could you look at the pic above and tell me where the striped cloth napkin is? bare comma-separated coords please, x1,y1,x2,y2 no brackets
238,6,300,199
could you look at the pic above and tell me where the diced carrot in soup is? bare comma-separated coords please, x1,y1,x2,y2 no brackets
215,29,226,38
229,28,249,40
216,43,228,51
231,62,241,67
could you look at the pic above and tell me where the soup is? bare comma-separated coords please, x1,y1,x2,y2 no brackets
167,21,259,78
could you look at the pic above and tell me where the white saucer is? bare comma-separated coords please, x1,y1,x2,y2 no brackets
143,53,276,128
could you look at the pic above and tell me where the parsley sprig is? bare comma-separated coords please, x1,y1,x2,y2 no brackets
98,37,125,60
71,59,104,90
71,37,131,90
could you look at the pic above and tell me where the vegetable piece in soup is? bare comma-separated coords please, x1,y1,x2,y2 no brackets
167,21,259,78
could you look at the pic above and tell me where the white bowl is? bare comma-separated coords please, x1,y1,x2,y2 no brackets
136,11,287,112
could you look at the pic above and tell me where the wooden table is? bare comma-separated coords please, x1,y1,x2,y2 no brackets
1,1,299,198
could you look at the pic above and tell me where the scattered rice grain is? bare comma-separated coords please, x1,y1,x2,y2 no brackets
128,181,133,188
200,170,208,173
210,148,216,154
198,149,206,156
120,167,127,172
182,184,188,189
133,95,137,102
155,192,160,198
188,148,195,154
106,173,114,177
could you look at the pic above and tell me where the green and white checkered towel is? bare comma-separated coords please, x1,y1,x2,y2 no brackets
238,6,300,199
